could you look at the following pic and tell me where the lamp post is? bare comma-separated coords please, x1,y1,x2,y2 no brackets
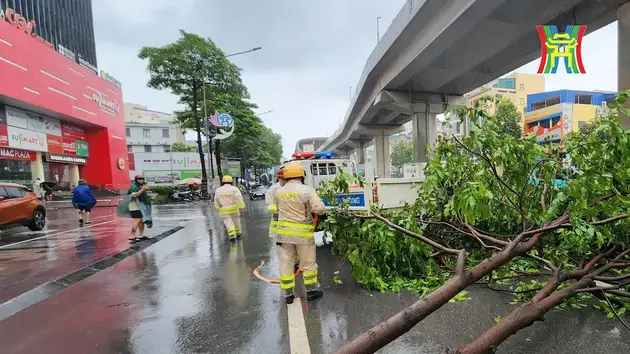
203,46,262,185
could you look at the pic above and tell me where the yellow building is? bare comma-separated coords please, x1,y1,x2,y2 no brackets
465,73,546,126
523,90,617,142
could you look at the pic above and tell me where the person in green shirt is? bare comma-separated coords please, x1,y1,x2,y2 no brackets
128,175,151,242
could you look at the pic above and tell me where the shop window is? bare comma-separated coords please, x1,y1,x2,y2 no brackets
551,116,561,127
126,127,130,137
143,129,151,138
575,94,592,104
0,159,33,186
162,129,170,138
578,121,587,128
144,145,152,152
540,119,551,129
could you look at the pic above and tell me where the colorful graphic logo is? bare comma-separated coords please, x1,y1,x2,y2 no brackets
537,25,586,74
207,111,235,140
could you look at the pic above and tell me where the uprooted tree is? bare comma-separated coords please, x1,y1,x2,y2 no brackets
318,91,630,354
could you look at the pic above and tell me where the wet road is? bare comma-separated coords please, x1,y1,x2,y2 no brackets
0,201,628,353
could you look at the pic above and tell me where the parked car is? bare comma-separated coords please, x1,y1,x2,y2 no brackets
249,185,267,200
0,182,46,231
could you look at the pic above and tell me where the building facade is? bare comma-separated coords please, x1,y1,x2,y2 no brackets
0,0,98,71
0,8,127,190
465,73,545,131
524,90,617,142
124,103,185,153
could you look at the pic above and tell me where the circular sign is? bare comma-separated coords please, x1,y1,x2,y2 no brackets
217,113,233,127
117,157,126,170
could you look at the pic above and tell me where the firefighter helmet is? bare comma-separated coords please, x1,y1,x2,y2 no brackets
222,175,233,183
283,163,305,179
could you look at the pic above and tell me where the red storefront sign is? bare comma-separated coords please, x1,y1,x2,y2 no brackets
1,8,53,49
62,138,76,155
61,122,86,140
0,125,8,147
0,147,36,160
46,134,63,153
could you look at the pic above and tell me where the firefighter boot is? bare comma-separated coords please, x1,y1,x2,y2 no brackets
306,290,323,301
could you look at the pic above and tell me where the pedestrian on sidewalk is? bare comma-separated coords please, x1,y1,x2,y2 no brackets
272,163,325,304
214,175,245,241
72,179,97,225
118,175,153,242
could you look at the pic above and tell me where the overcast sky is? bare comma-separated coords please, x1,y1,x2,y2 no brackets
92,0,618,158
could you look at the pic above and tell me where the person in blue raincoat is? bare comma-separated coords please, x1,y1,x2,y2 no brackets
72,179,97,225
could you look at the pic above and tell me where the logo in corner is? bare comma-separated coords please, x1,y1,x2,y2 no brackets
537,25,587,74
117,157,126,170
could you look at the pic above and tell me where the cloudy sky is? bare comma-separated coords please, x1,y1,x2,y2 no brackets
92,0,618,158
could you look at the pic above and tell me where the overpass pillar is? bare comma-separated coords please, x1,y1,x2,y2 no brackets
411,112,437,163
374,135,391,178
620,1,630,128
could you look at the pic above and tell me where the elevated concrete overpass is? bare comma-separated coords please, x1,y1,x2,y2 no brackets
318,0,630,177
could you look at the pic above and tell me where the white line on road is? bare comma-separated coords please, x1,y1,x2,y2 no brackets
0,219,118,250
287,297,311,354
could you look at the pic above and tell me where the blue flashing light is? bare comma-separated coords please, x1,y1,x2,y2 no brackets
315,151,334,159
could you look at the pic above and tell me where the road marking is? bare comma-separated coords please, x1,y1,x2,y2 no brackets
0,219,118,250
287,298,311,354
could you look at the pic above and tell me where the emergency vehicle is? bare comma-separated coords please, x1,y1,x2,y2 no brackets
283,152,368,210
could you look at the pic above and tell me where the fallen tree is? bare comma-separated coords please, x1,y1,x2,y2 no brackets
319,92,630,354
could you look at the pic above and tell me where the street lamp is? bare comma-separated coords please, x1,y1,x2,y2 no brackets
225,47,262,58
203,46,262,187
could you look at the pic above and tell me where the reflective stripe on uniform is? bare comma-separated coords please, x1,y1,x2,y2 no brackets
271,228,314,237
277,221,314,231
270,220,279,227
227,227,237,236
268,203,278,214
218,205,239,215
236,201,245,209
280,274,295,289
303,270,318,285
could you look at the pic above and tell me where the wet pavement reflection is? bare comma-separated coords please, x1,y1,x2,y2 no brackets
0,201,628,354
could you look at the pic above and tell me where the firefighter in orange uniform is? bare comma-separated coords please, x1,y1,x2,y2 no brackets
270,163,325,304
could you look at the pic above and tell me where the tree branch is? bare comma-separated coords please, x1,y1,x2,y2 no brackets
601,291,630,332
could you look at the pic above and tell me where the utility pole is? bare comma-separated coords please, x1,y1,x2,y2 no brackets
202,85,215,180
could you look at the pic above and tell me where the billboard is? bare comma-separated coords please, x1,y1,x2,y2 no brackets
524,104,572,142
129,152,210,184
7,125,47,151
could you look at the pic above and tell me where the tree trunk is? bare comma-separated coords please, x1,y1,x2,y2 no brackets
335,217,569,354
456,276,591,354
193,88,208,198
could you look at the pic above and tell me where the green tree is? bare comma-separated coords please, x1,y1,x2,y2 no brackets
390,140,413,168
322,92,630,354
494,98,523,138
170,142,197,152
138,30,243,193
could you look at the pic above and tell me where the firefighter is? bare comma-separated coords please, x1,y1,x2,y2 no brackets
271,163,325,304
214,175,245,241
265,167,286,239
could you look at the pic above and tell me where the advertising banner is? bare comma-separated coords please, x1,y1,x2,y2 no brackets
0,125,8,147
0,147,36,161
46,134,63,153
76,140,89,157
61,122,86,140
7,125,47,151
62,138,76,155
130,152,210,185
5,105,28,129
